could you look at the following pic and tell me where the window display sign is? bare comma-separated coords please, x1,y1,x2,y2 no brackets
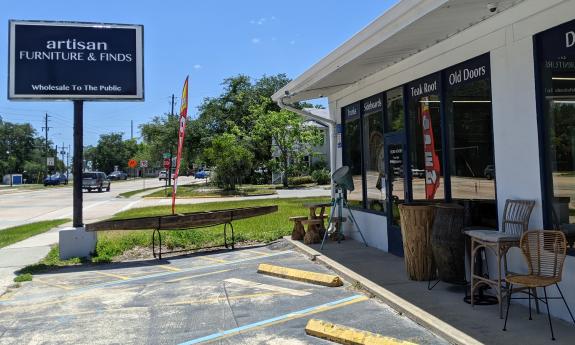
408,74,439,99
344,102,360,120
536,19,575,98
362,94,383,114
445,54,490,90
8,20,144,100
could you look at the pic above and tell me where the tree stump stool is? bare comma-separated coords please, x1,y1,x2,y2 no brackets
289,216,308,240
302,219,322,244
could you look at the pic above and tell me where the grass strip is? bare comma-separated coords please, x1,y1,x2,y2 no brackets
0,219,70,249
145,184,277,198
118,187,162,198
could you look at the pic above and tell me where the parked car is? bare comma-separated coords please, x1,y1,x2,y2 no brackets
44,173,68,186
195,169,211,179
108,171,128,180
82,172,111,192
158,170,168,181
484,165,495,180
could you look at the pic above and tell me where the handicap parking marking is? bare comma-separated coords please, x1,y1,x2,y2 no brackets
224,278,311,297
177,294,369,345
0,250,294,306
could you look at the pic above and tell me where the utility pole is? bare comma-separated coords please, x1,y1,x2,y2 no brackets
67,144,70,178
60,142,66,172
130,120,133,140
41,113,51,178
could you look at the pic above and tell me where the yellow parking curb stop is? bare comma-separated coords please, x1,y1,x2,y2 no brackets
257,263,343,287
305,319,418,345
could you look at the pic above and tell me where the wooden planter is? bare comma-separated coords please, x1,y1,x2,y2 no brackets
398,203,436,281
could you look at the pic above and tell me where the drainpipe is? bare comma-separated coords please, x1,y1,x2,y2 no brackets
277,97,338,197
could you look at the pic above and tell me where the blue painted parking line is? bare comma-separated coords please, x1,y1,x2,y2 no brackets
177,294,368,345
0,250,293,306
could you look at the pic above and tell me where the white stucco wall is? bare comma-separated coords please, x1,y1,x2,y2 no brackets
326,0,575,322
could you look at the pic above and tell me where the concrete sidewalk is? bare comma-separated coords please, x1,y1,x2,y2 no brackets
287,237,575,345
0,221,72,296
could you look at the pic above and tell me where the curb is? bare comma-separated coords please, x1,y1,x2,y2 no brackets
305,318,417,345
257,263,343,287
285,236,483,345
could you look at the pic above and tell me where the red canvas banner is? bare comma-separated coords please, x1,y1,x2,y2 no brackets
172,76,189,214
420,97,441,199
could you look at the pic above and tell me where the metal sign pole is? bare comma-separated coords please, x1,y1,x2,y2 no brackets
73,100,84,228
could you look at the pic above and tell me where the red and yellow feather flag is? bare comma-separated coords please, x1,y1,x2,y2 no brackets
172,76,189,214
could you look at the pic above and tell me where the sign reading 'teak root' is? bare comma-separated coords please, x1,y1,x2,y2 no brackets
8,20,144,100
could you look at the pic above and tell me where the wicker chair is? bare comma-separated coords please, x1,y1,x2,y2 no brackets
466,199,535,318
503,230,575,340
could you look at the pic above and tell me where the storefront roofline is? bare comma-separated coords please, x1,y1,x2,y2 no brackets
273,0,522,104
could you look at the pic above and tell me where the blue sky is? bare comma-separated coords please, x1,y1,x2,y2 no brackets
0,0,397,149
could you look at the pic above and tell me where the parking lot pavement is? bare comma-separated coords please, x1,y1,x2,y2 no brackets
0,244,449,345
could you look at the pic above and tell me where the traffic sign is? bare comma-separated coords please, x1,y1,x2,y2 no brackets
163,158,171,169
47,157,55,166
128,159,137,168
140,160,148,168
163,153,171,159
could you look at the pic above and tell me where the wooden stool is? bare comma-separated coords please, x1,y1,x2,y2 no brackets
301,219,323,244
289,216,308,240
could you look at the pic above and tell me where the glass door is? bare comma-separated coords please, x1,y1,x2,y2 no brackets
385,132,406,257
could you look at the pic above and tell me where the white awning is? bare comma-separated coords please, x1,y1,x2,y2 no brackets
273,0,523,103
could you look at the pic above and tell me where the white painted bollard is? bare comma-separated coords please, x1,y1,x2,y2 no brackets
59,226,96,259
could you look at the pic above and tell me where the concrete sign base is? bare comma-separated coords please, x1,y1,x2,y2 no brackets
59,226,96,259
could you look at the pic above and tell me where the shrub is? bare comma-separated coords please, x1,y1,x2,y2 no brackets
311,168,331,185
288,176,314,185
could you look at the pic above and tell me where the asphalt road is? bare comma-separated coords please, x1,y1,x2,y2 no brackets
0,177,193,230
0,244,448,345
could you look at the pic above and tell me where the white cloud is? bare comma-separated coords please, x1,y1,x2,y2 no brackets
193,64,202,70
250,17,272,25
251,38,261,44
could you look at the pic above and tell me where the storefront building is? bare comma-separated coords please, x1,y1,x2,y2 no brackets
273,0,575,322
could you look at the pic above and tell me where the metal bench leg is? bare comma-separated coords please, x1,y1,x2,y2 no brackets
153,228,162,260
224,223,228,249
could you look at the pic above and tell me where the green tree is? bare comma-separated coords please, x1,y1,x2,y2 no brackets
91,133,138,174
252,102,323,187
203,132,254,190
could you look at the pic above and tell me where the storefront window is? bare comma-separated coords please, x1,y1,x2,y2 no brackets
342,103,364,207
386,87,404,132
407,74,443,201
445,54,496,202
536,19,575,252
362,94,385,212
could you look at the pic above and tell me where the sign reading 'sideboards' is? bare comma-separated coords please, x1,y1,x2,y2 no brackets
8,20,144,100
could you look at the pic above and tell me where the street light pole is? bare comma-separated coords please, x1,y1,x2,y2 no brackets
6,150,12,187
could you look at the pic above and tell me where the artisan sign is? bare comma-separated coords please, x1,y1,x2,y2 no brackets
8,20,144,100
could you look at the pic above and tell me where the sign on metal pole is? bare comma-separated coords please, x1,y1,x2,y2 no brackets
47,157,55,166
163,158,171,169
140,160,148,168
8,20,144,232
8,20,144,100
128,159,137,169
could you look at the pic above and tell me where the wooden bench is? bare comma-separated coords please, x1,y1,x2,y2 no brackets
86,205,278,259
